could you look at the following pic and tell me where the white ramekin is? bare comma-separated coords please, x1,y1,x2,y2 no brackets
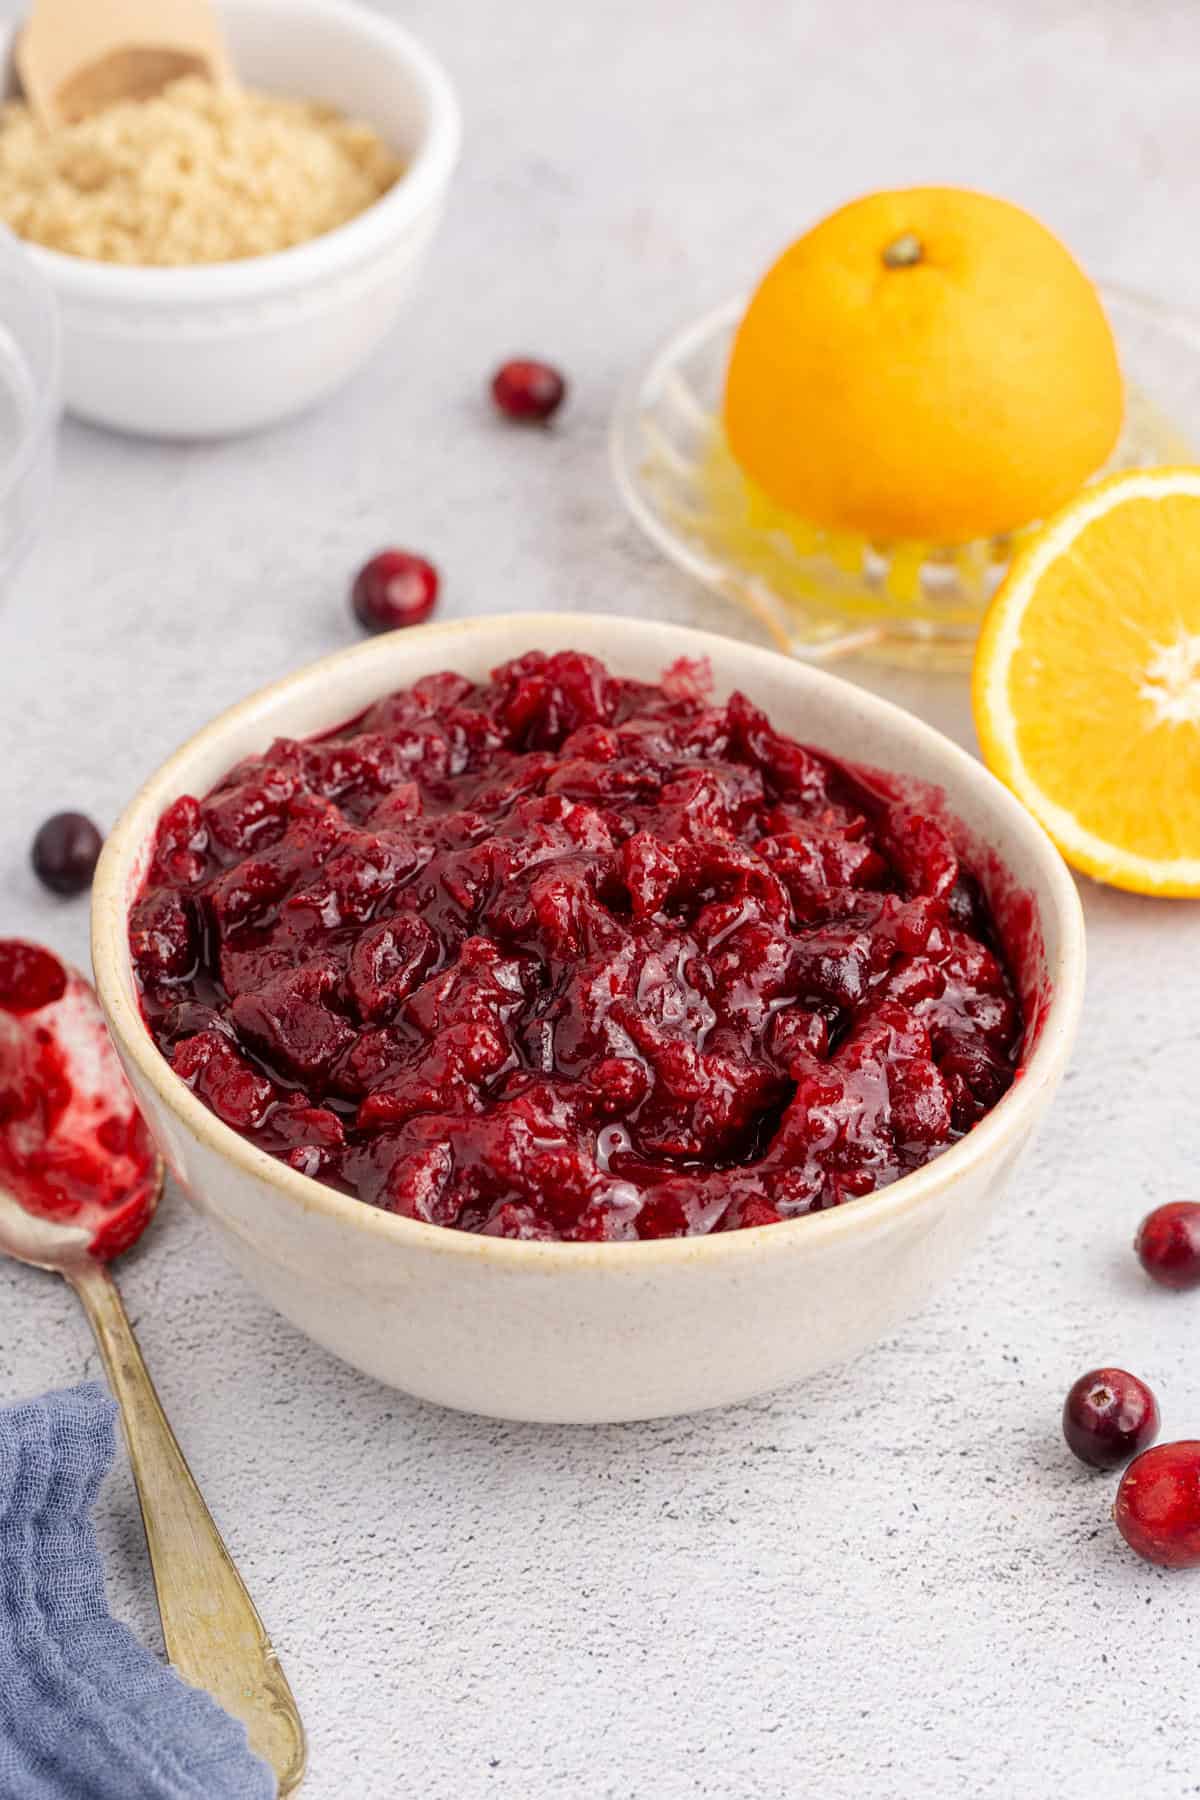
0,0,461,438
92,616,1086,1422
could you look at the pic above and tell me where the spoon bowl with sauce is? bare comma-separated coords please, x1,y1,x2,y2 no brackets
0,938,305,1796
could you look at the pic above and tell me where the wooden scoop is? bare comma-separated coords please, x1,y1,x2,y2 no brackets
16,0,238,127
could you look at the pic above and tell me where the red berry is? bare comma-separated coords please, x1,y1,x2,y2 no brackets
491,359,566,423
351,551,439,635
1062,1367,1159,1470
1136,1202,1200,1290
1115,1441,1200,1568
31,812,103,895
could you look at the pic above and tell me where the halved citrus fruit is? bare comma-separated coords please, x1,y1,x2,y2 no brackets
723,187,1122,543
973,467,1200,896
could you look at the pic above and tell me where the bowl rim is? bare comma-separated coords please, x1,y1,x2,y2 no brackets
91,612,1087,1271
1,0,462,303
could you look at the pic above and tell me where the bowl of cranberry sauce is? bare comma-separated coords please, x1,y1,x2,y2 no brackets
93,616,1085,1422
132,656,1023,1236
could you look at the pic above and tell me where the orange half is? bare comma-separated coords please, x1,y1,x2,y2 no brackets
973,467,1200,896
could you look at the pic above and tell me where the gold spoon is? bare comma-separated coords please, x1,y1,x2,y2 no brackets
0,946,305,1795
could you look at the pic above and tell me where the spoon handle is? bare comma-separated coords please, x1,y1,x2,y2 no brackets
68,1258,306,1795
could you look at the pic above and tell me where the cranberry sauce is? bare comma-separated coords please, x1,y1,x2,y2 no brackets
0,941,159,1260
129,652,1023,1241
0,940,69,1014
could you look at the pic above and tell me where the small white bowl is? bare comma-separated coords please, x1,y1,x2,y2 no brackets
0,0,461,438
92,615,1085,1422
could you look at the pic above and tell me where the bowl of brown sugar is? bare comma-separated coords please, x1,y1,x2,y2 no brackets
0,0,461,437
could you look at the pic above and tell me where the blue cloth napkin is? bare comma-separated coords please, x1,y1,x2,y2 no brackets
0,1383,276,1800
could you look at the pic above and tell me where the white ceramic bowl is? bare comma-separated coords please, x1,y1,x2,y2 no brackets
92,615,1086,1422
0,0,461,438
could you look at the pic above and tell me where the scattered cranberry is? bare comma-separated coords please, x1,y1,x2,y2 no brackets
351,550,439,635
1136,1202,1200,1291
1062,1367,1160,1470
1115,1441,1200,1568
31,812,103,896
490,359,566,423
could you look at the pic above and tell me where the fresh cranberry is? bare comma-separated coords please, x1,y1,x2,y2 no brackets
351,551,439,635
31,812,103,895
0,939,68,1014
1115,1441,1200,1568
1062,1368,1159,1470
1135,1202,1200,1291
491,359,566,423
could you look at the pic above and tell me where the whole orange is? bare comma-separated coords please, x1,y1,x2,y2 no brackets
723,187,1123,543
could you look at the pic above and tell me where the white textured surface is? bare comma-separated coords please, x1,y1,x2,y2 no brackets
2,1,1200,1794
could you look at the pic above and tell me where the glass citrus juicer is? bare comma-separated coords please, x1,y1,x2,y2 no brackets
612,237,1196,672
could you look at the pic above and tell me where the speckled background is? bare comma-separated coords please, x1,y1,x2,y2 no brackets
3,1,1200,1794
